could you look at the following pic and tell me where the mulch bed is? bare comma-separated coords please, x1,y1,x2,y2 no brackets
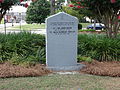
80,60,120,77
1,60,120,78
0,62,52,78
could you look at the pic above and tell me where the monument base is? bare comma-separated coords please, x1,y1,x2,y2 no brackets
46,63,85,71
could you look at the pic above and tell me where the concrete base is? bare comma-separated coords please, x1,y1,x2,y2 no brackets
46,63,85,71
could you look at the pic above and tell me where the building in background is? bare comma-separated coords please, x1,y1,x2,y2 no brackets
5,6,27,23
5,0,70,23
5,0,31,23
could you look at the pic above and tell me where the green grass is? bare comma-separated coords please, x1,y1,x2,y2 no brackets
0,74,120,90
6,23,90,30
7,23,45,30
79,29,96,32
81,23,91,28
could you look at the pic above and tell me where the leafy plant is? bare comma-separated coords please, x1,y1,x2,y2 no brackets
78,34,120,61
0,32,120,65
71,0,120,38
0,32,46,65
62,6,85,22
77,55,93,63
26,0,50,24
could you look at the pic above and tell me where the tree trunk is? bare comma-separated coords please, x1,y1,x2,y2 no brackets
0,14,3,23
103,15,120,38
50,0,55,15
105,21,119,38
0,9,7,23
93,19,96,30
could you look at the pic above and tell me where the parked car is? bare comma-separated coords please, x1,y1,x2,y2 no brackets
87,23,105,30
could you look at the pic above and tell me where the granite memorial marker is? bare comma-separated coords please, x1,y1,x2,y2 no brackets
46,12,84,71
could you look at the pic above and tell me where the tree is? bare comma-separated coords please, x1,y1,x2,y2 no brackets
50,0,55,15
50,0,64,15
0,0,28,22
70,0,120,38
26,0,50,24
62,6,85,22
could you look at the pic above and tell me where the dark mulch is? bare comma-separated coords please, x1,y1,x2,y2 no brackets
0,62,52,78
80,60,120,77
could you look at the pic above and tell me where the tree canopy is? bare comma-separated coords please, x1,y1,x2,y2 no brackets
26,0,50,24
70,0,120,38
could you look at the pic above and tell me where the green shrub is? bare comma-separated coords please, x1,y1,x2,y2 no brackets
0,32,120,65
0,32,45,65
9,53,39,67
78,34,120,61
77,55,93,63
62,6,84,22
78,23,82,29
26,0,50,24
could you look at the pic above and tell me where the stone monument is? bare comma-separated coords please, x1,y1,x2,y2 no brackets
46,12,84,71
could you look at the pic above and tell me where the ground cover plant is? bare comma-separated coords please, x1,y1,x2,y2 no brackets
0,32,120,63
0,32,46,66
78,34,120,61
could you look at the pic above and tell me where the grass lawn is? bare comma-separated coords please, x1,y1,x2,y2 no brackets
7,23,45,30
6,23,90,30
0,74,120,90
81,23,90,28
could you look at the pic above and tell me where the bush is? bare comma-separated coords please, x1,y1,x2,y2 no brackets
0,32,45,65
78,34,120,61
78,23,82,29
0,32,120,65
26,0,50,24
62,6,84,22
77,55,93,63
